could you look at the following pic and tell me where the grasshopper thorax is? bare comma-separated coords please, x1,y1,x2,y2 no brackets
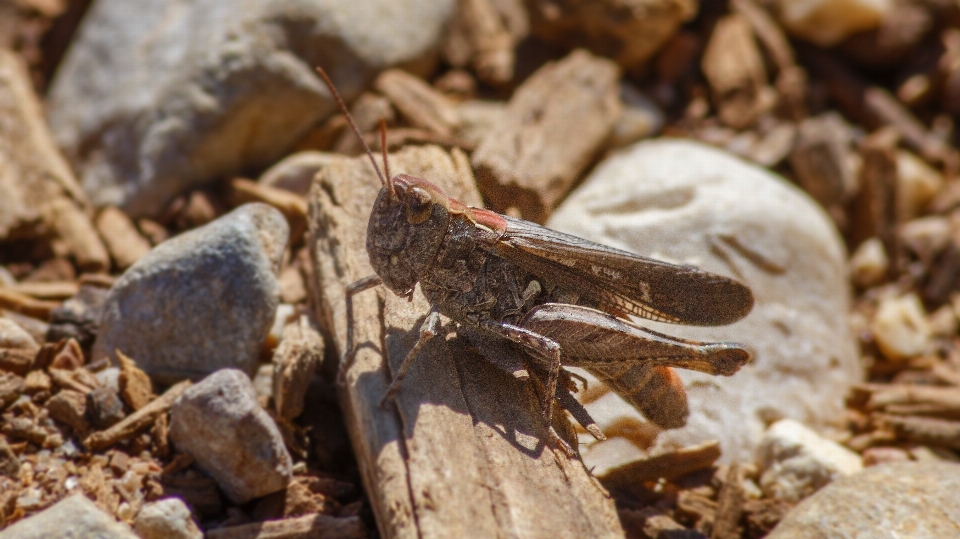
366,174,452,297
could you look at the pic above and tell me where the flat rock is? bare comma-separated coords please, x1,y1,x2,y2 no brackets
93,203,288,383
258,151,342,196
0,493,138,539
547,139,861,464
133,497,203,539
169,369,292,504
767,461,960,538
47,0,457,218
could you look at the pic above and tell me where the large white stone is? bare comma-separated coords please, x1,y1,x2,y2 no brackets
47,0,456,218
548,139,861,464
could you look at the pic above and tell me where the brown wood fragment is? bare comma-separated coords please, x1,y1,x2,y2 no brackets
850,129,900,264
598,440,722,489
0,288,60,319
49,337,84,370
527,0,696,72
375,69,461,138
206,513,365,539
48,366,97,394
743,498,792,537
228,178,308,243
789,113,857,220
877,413,960,449
94,206,152,270
272,316,323,421
0,347,37,375
472,50,621,223
117,350,154,411
676,490,717,532
710,463,745,539
702,13,769,129
2,281,78,300
619,507,694,539
307,145,623,539
45,388,90,436
860,383,960,418
443,0,522,84
0,372,24,410
83,379,191,451
23,369,51,394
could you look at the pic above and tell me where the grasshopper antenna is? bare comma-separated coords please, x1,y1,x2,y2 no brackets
314,67,391,193
379,118,391,181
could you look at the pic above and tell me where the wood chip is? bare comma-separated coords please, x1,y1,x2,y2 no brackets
228,179,308,244
375,69,461,138
472,50,621,223
711,463,745,539
94,206,152,270
598,440,722,488
0,347,37,375
788,113,857,211
702,13,769,129
117,350,154,411
45,388,89,436
206,513,365,539
272,316,323,421
0,372,24,409
0,288,60,319
2,281,78,300
83,379,191,451
850,128,900,265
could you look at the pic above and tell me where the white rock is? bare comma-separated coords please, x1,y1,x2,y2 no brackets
897,151,943,220
547,139,861,465
0,318,38,349
47,0,456,218
756,419,862,502
133,498,202,539
871,293,932,361
849,237,889,288
609,83,663,149
775,0,893,47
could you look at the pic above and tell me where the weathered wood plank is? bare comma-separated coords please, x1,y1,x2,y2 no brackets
306,145,624,539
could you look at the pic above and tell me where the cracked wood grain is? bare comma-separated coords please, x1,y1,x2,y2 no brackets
306,145,624,539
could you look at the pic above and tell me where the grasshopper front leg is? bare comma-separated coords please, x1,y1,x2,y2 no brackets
341,275,384,386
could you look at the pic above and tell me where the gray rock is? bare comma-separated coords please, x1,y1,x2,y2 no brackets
767,461,960,538
547,140,861,466
93,203,288,383
169,369,292,504
133,497,203,539
0,493,138,539
47,0,456,218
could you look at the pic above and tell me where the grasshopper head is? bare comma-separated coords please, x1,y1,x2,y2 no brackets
366,174,450,296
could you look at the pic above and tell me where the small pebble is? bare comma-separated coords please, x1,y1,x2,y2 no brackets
133,497,203,539
775,0,892,47
849,237,889,288
0,493,138,538
0,318,37,349
871,293,932,361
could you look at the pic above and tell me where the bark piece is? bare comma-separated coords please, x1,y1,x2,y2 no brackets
878,413,960,449
307,145,623,539
702,13,769,129
117,350,154,411
375,69,461,138
789,113,857,214
598,440,722,489
228,178,308,244
443,0,525,84
272,316,324,421
850,129,899,263
0,288,60,319
95,206,152,270
4,281,79,300
711,463,745,539
84,379,191,451
472,50,621,223
526,0,696,72
205,514,365,539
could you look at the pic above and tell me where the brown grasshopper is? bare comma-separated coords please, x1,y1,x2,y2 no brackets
317,68,754,450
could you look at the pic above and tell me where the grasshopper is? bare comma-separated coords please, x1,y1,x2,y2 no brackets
317,68,754,451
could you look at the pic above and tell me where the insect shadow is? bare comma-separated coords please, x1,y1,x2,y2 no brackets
352,313,562,459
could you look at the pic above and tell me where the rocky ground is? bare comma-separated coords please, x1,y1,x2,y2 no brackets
1,0,960,537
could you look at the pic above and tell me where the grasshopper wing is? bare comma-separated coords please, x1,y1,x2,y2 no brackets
489,216,754,326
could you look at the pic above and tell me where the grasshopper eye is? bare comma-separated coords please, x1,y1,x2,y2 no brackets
405,186,433,224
